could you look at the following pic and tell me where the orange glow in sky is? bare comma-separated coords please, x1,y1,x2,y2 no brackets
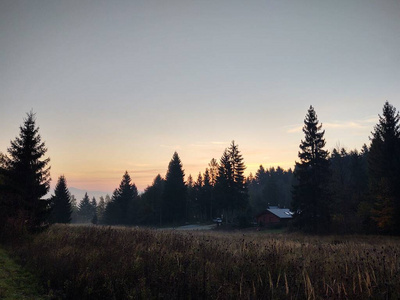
1,1,399,196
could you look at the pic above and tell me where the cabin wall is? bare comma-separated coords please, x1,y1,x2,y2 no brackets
257,211,280,225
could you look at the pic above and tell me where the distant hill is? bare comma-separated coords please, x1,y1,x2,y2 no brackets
68,187,112,202
46,187,112,203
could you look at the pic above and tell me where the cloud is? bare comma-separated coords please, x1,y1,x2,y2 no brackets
323,117,378,130
285,117,377,133
286,125,303,133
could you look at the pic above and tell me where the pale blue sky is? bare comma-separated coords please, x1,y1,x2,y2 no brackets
1,0,399,193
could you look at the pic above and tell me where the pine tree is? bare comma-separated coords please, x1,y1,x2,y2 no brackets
202,168,213,220
186,174,195,221
215,141,248,223
208,158,219,187
292,106,331,233
90,197,97,224
2,112,51,230
97,196,106,223
141,174,164,225
50,175,72,224
194,172,204,220
369,101,400,233
228,141,248,211
78,193,94,223
215,149,234,216
162,152,187,224
103,171,138,225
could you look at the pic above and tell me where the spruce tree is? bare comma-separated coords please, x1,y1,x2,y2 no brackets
103,171,138,225
369,101,400,233
292,106,331,233
50,175,72,224
141,174,164,225
215,149,234,216
215,141,248,222
202,168,212,220
97,196,106,223
228,141,248,211
78,193,94,223
162,152,187,224
2,112,51,230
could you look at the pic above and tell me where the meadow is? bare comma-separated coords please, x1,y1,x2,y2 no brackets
9,225,400,299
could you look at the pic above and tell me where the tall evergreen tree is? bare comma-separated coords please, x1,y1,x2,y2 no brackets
1,112,51,230
97,196,106,223
103,171,138,225
193,172,204,221
292,106,331,233
208,158,219,187
369,101,400,234
77,193,94,223
215,149,234,216
90,197,98,224
215,141,248,222
228,141,248,211
202,168,213,220
162,152,187,224
50,175,72,224
140,174,165,225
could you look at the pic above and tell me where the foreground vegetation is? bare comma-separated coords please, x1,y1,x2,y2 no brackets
8,224,400,299
0,246,46,299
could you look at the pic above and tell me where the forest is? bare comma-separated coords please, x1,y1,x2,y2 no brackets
1,101,400,237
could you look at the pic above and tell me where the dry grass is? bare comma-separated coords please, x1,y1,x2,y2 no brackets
11,225,400,299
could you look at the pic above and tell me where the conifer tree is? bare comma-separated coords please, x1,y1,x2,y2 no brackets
90,197,98,224
215,141,248,222
2,112,51,230
202,168,212,220
78,193,94,223
141,174,164,225
162,152,187,224
50,175,72,224
208,158,219,187
194,172,204,220
369,101,400,233
292,106,331,233
103,171,138,225
97,196,106,223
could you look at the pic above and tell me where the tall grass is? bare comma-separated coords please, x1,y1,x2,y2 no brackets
12,225,400,299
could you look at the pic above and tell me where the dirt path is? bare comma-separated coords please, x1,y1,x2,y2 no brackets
0,246,46,300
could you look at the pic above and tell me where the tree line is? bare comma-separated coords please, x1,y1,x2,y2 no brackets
1,101,400,237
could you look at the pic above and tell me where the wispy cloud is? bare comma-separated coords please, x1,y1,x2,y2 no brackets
324,117,377,130
286,125,303,133
285,117,377,133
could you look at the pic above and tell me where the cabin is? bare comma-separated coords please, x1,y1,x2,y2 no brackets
256,206,293,227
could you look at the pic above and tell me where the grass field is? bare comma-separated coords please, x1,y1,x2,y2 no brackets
0,246,46,300
9,224,400,299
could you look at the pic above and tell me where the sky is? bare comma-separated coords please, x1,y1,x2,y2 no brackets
1,0,399,196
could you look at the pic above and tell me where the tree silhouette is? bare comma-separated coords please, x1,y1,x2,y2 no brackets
1,112,51,231
369,101,400,233
103,171,138,225
140,174,165,225
76,193,96,223
162,152,187,224
292,106,331,233
215,141,248,223
50,175,72,224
